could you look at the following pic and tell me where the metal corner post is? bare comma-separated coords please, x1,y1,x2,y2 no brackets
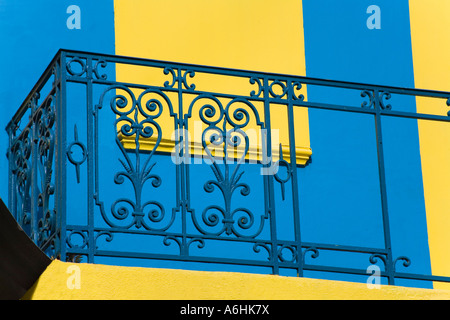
56,50,68,261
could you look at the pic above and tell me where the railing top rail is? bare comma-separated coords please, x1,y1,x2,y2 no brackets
62,49,450,97
6,48,450,133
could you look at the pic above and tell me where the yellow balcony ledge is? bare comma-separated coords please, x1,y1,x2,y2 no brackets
119,134,312,166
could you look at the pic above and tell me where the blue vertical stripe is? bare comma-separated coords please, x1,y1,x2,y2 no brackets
301,0,432,287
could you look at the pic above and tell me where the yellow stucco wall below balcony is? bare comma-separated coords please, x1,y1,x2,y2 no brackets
409,0,450,290
22,260,450,300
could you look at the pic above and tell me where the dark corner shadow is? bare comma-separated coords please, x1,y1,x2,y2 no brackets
0,198,52,300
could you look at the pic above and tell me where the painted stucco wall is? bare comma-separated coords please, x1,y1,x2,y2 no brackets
22,260,450,300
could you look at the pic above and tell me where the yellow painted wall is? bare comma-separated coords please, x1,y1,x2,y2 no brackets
22,260,450,300
114,0,306,75
113,0,311,164
409,0,450,290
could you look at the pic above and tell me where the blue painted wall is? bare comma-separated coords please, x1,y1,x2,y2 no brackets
0,0,115,201
301,0,431,286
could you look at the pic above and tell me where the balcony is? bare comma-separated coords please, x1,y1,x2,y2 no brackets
5,49,450,288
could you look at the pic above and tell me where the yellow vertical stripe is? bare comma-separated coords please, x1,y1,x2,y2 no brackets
409,0,450,289
114,0,306,75
114,0,310,163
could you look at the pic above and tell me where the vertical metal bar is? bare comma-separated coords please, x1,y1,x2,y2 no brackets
286,83,304,277
30,94,38,244
86,56,95,263
57,51,68,261
374,89,394,285
177,68,188,256
262,77,279,275
174,115,182,218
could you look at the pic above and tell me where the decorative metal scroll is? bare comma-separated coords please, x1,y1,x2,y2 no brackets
8,90,58,256
186,94,267,238
95,85,177,231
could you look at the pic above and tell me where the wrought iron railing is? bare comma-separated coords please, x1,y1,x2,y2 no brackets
6,49,450,288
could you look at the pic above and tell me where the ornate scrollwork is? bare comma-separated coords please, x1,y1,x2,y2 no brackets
269,79,288,99
361,90,375,108
249,77,263,98
253,242,272,261
66,57,108,80
93,59,108,80
66,56,87,77
394,256,411,271
278,245,298,263
291,81,305,101
95,85,176,231
95,231,114,249
302,247,320,261
10,128,33,227
181,70,196,90
8,90,57,250
379,91,392,110
361,90,392,110
369,254,411,273
37,209,56,247
163,67,177,88
266,79,305,100
35,94,57,250
66,230,89,249
188,94,266,238
163,67,196,90
163,236,206,255
369,253,386,266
